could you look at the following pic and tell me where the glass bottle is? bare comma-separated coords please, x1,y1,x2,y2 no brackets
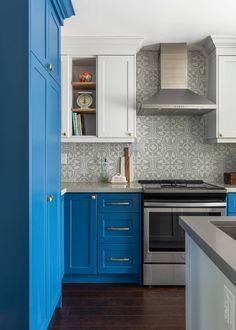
100,158,109,183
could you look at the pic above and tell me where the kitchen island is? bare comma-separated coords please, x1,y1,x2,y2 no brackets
180,216,236,330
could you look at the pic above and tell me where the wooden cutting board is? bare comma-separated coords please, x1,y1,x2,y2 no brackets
124,147,130,182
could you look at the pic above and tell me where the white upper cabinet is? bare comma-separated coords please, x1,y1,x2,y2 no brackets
204,36,236,143
218,56,236,138
97,56,135,139
61,36,143,143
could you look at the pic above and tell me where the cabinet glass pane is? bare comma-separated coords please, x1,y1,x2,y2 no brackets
71,57,97,136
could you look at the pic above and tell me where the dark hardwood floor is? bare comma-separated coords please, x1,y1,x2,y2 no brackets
49,284,185,330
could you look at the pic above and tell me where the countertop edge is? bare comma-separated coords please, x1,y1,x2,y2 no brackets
179,217,236,287
61,182,143,193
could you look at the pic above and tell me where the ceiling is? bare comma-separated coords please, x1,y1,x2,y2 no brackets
62,0,236,46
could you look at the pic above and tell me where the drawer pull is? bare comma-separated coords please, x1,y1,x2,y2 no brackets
106,227,130,231
106,202,130,206
107,257,130,262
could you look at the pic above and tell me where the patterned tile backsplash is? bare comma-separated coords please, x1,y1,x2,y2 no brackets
62,49,236,183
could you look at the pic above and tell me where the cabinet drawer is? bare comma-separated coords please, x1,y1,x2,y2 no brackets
98,213,140,244
98,193,140,213
227,193,236,213
98,244,140,274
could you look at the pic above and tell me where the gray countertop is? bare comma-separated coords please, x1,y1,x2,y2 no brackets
60,181,236,195
179,216,236,286
61,181,142,194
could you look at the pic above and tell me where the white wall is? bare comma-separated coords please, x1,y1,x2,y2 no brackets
62,0,236,45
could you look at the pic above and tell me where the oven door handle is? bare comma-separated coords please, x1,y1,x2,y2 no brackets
144,202,226,208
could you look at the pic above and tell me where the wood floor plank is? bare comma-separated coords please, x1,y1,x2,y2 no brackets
49,284,185,330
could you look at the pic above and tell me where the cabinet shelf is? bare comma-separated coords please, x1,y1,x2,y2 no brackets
71,108,96,114
72,82,96,90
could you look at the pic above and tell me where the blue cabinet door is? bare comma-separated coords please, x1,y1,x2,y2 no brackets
48,0,61,83
60,195,65,280
65,194,97,274
31,0,61,83
30,0,47,68
46,77,61,317
30,54,48,330
227,193,236,215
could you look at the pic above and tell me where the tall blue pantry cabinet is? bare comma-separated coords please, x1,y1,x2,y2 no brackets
0,1,74,330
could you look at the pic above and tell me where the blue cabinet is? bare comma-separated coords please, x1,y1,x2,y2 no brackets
64,193,141,283
46,76,61,317
227,193,236,215
0,1,74,329
30,54,48,330
60,195,65,280
65,194,97,274
31,0,61,83
30,53,61,330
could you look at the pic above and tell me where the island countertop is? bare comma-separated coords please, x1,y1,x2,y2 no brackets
61,181,142,194
179,216,236,286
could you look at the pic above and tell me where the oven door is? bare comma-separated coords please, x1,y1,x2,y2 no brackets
144,205,225,263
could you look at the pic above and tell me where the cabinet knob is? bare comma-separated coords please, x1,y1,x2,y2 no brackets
91,195,96,200
219,133,223,137
47,63,55,72
48,195,54,203
61,132,66,136
127,132,133,137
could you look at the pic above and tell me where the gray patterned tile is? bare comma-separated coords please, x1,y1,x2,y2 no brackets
62,49,236,184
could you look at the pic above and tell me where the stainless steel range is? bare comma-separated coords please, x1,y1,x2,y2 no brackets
138,180,227,286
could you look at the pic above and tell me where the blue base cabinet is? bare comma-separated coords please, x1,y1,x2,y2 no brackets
64,193,141,284
65,194,97,274
0,1,74,329
227,193,236,215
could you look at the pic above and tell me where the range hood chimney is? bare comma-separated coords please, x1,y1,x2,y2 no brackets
139,43,216,115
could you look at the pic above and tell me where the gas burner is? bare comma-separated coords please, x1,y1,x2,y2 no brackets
138,179,226,193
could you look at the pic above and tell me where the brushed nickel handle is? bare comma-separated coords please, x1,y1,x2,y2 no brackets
107,257,130,262
48,195,54,203
91,195,96,200
106,227,130,231
47,63,55,72
106,202,130,206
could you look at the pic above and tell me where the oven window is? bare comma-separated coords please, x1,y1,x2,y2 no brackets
149,212,184,252
148,210,223,252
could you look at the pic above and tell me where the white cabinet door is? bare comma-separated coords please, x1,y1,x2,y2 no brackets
61,55,71,138
97,56,135,138
218,56,236,138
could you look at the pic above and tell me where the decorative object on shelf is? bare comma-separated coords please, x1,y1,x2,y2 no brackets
77,92,93,109
110,173,127,184
224,172,236,185
79,72,92,82
100,158,109,183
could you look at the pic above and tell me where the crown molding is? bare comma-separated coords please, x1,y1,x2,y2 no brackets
61,36,144,55
52,0,75,25
203,35,236,55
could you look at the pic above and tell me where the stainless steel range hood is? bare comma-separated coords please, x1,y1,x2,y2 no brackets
139,43,216,115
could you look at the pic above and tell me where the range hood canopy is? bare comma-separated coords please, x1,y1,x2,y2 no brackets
139,43,216,115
